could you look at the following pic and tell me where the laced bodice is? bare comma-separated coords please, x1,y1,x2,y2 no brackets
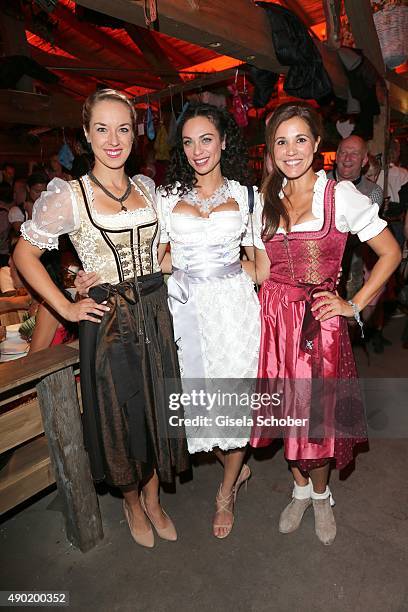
21,174,161,285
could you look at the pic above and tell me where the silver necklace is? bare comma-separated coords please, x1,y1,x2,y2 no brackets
88,171,132,211
187,179,230,214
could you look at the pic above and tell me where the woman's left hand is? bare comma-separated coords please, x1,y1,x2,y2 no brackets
311,290,354,321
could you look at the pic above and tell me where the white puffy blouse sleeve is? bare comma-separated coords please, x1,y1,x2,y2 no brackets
241,185,265,250
21,178,79,250
334,180,387,242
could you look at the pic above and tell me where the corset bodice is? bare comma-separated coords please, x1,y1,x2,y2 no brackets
69,177,161,284
265,180,347,287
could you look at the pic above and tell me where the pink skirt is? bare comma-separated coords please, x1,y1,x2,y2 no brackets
250,280,367,471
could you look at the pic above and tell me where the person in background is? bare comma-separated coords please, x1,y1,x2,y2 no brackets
377,140,408,249
7,178,27,235
0,163,15,188
312,152,325,173
365,154,382,184
45,154,71,181
328,135,383,203
8,173,48,233
0,239,75,351
0,184,13,267
377,140,408,208
328,136,388,351
70,137,92,179
0,237,37,316
402,213,408,349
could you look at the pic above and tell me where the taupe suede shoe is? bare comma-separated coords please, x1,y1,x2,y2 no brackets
312,498,336,545
279,497,312,533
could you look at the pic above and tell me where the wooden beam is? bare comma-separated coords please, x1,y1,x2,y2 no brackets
344,0,385,77
54,2,153,73
74,0,282,70
281,0,315,28
388,80,408,116
74,0,349,97
126,24,183,83
0,90,82,127
0,436,54,515
132,67,240,104
0,7,35,93
29,46,156,86
0,344,80,395
0,397,43,454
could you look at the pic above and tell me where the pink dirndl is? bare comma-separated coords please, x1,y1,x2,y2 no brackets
250,180,367,471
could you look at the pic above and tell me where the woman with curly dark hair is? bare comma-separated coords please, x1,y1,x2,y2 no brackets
157,102,265,539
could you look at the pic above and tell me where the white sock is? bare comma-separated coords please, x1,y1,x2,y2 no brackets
311,485,335,506
293,480,312,500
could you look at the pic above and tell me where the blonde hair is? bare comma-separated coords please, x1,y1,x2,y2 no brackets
82,88,137,133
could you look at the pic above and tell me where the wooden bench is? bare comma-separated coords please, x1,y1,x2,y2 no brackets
0,343,103,552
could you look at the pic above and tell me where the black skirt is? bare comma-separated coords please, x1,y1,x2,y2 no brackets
79,272,189,488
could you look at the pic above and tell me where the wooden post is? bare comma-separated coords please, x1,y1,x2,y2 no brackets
0,8,33,92
36,366,103,553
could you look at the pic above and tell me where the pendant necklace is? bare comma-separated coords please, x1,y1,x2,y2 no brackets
88,171,132,211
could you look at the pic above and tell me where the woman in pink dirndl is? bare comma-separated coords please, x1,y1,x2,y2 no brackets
251,103,401,545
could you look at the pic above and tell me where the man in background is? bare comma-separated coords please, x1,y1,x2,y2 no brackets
328,134,383,203
8,172,48,233
329,135,387,352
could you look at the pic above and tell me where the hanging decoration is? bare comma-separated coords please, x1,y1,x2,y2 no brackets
57,128,74,170
144,0,158,27
154,100,170,161
167,88,178,147
228,70,249,128
154,124,170,160
145,104,155,140
240,74,252,116
176,101,190,126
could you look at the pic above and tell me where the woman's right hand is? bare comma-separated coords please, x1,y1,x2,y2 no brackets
74,270,101,297
61,298,110,323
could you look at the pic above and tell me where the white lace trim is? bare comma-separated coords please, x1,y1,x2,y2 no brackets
160,178,250,241
20,225,58,251
187,438,249,454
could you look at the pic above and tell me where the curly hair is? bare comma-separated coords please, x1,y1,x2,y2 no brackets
163,102,252,196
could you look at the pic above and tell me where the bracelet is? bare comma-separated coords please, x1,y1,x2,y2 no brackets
347,300,364,338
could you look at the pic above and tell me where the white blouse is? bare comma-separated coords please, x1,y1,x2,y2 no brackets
272,170,387,241
21,174,157,250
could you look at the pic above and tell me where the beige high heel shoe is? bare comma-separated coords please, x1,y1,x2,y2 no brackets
213,484,235,539
122,499,154,548
140,492,177,542
234,463,251,503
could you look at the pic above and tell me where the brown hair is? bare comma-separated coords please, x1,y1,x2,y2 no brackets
82,88,137,134
261,102,323,240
